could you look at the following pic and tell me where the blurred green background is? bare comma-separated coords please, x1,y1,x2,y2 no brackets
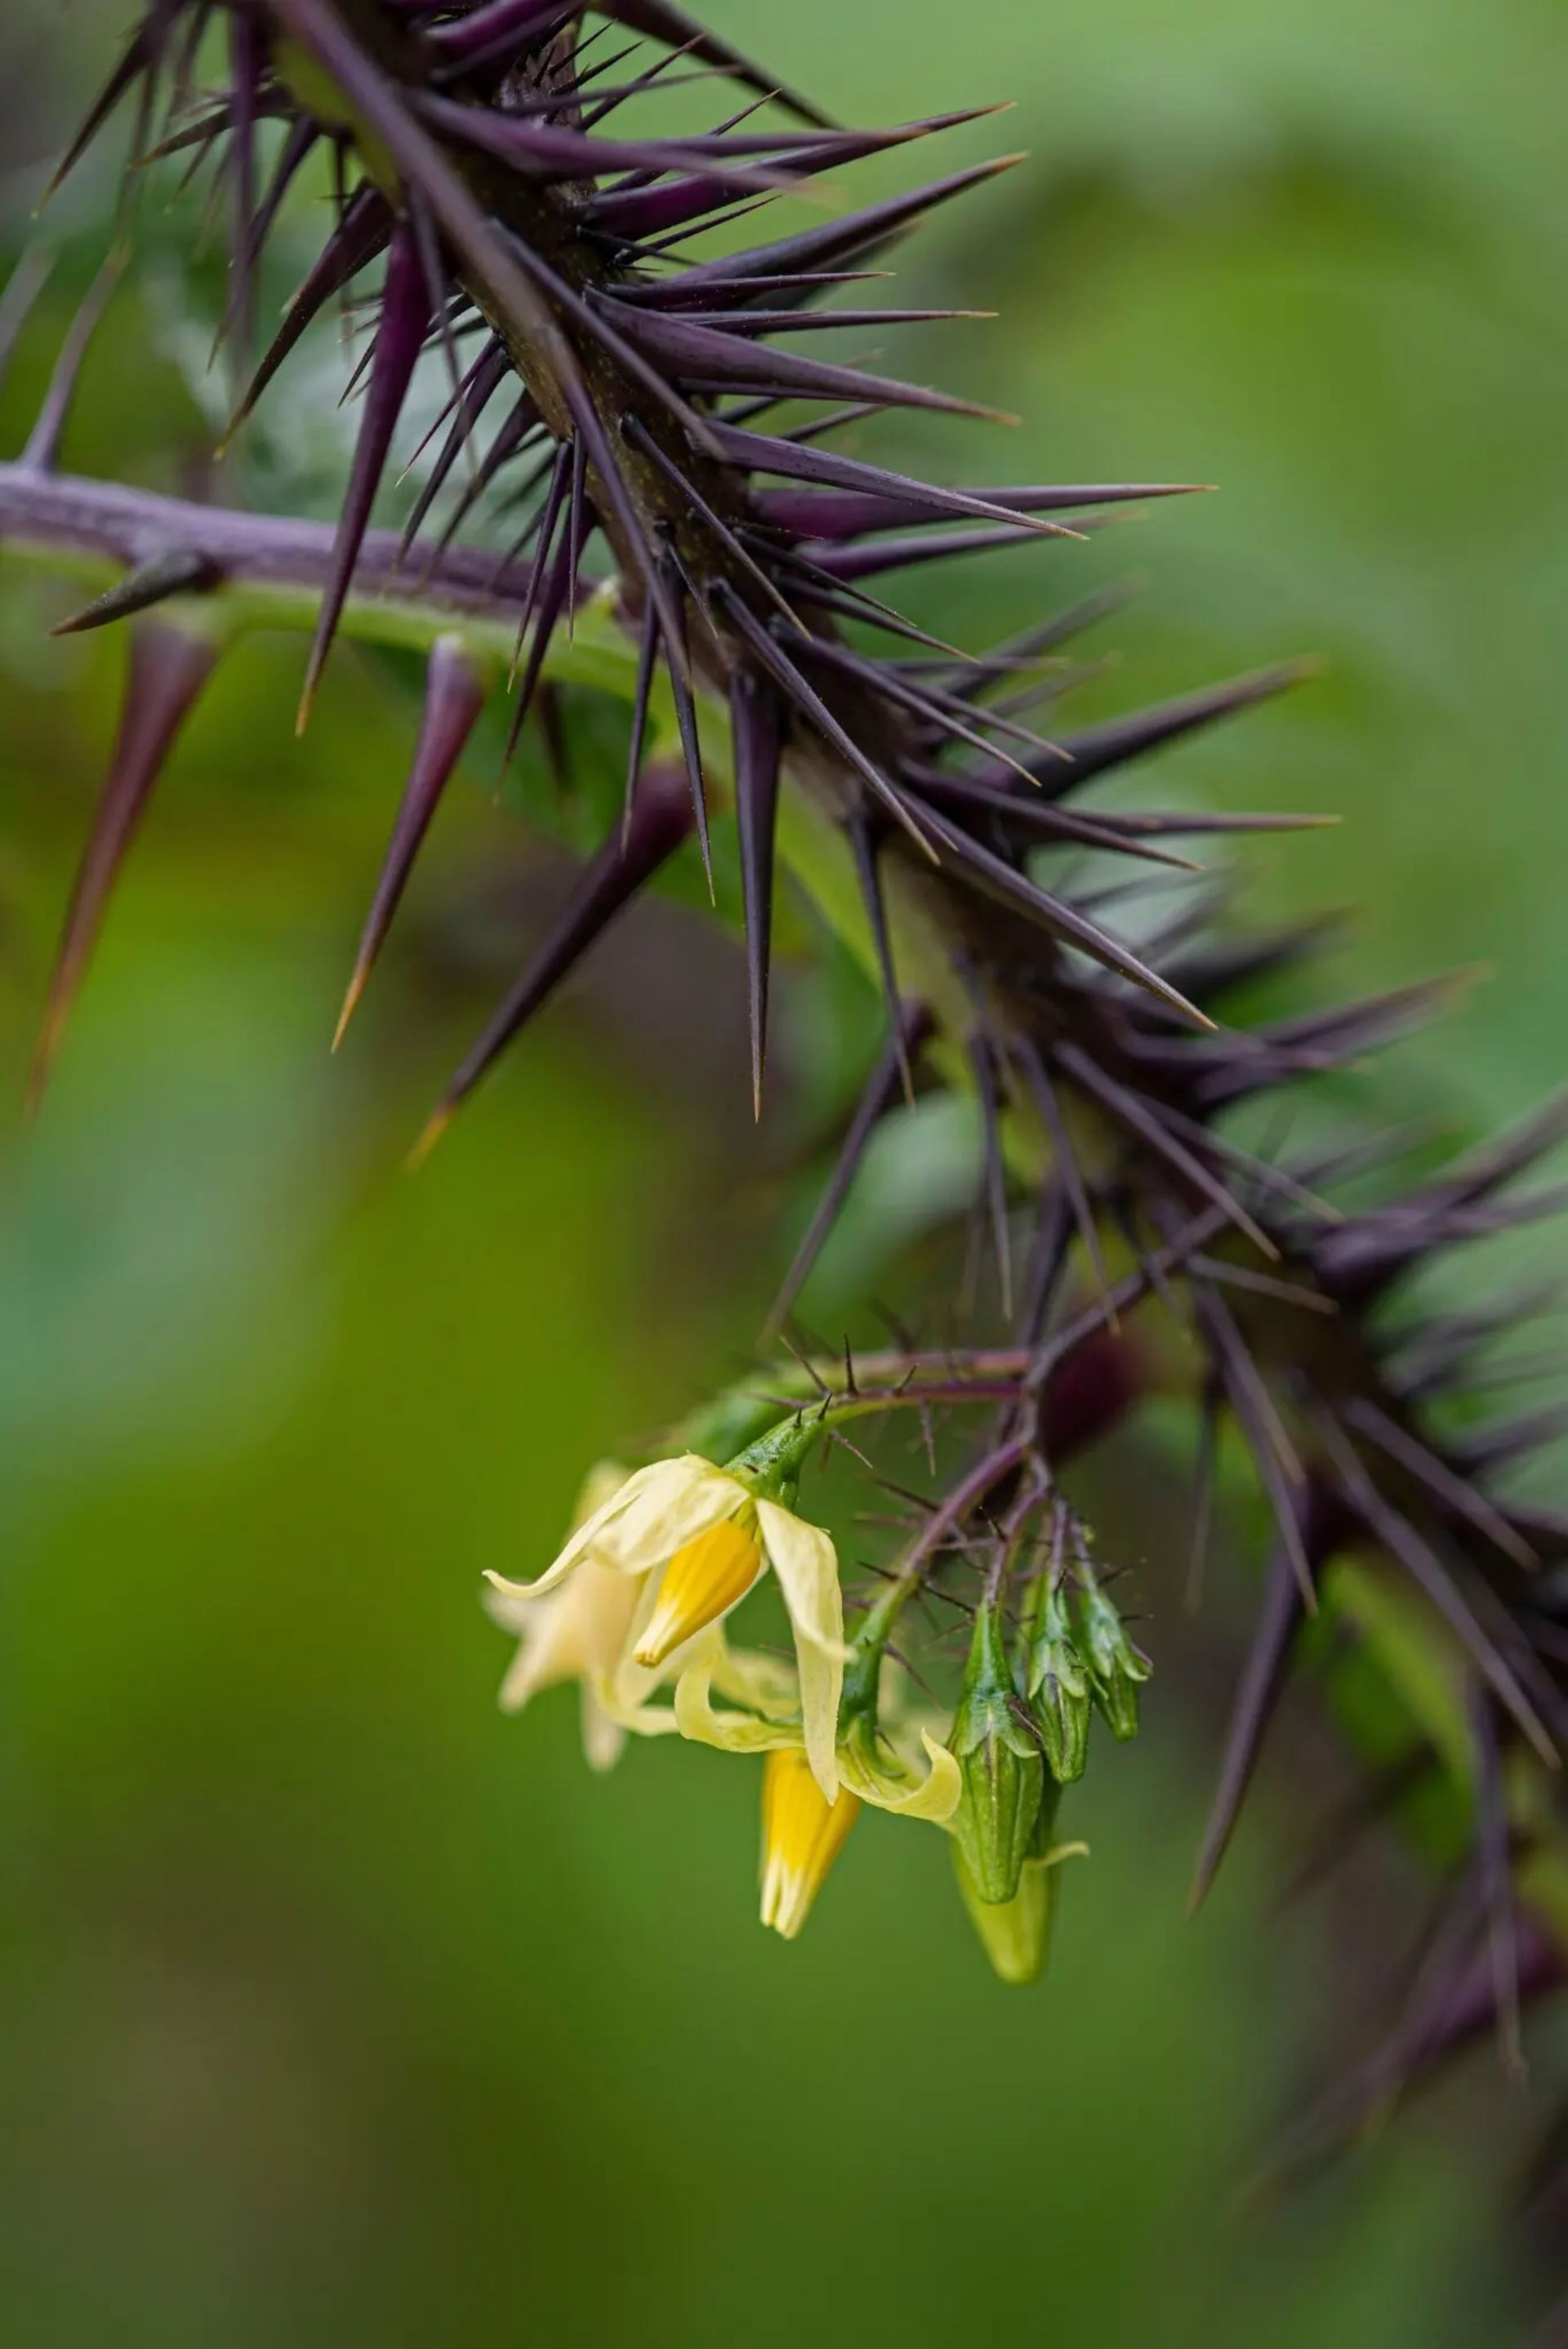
1,1,1565,2341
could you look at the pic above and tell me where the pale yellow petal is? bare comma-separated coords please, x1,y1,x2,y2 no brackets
579,1683,627,1773
842,1728,962,1822
485,1458,697,1603
674,1647,801,1755
710,1643,801,1715
597,1456,746,1570
755,1498,845,1802
593,1667,684,1741
486,1559,640,1716
497,1638,552,1712
571,1459,634,1523
486,1582,581,1712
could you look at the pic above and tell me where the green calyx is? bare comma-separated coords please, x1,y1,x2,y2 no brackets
724,1412,828,1509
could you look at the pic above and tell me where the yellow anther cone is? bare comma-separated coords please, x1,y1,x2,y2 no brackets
760,1749,861,1940
634,1515,763,1667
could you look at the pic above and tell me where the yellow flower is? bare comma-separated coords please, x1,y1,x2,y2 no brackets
668,1638,961,1940
760,1750,860,1940
485,1462,658,1771
485,1559,644,1771
486,1454,846,1798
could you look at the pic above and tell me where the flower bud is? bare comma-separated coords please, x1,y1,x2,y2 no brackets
1077,1582,1151,1742
947,1598,1044,1905
1026,1580,1092,1785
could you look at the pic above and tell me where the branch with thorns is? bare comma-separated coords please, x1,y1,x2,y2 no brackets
1,0,1566,2228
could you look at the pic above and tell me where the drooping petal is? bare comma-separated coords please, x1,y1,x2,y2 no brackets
755,1496,845,1800
487,1559,639,1700
840,1726,961,1822
596,1630,691,1741
580,1685,630,1775
485,1547,646,1772
593,1458,749,1573
675,1645,802,1755
675,1643,957,1822
710,1643,804,1717
486,1454,738,1601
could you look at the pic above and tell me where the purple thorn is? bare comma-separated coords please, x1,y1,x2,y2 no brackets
1189,1495,1321,1911
606,301,1004,421
39,11,166,203
22,254,124,473
622,600,660,837
720,426,1080,537
730,666,782,1115
29,620,217,1112
410,759,695,1160
50,548,224,637
225,11,265,373
668,156,1019,294
595,0,832,127
225,185,392,446
335,635,487,1048
299,222,433,729
762,1005,933,1339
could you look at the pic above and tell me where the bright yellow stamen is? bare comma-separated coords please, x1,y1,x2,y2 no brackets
634,1514,763,1667
760,1749,861,1941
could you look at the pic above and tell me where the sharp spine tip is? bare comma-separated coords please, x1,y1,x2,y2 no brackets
406,1105,453,1172
331,972,367,1054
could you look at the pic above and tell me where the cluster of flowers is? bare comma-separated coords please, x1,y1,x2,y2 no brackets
487,1421,1120,1977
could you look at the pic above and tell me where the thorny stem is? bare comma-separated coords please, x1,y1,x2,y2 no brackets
261,0,1092,1032
734,1200,1230,1437
0,457,554,659
840,1433,1030,1715
989,1472,1051,1606
15,0,1568,2070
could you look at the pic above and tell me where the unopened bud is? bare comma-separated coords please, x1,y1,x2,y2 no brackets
948,1598,1043,1905
1027,1580,1092,1784
1077,1582,1151,1742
